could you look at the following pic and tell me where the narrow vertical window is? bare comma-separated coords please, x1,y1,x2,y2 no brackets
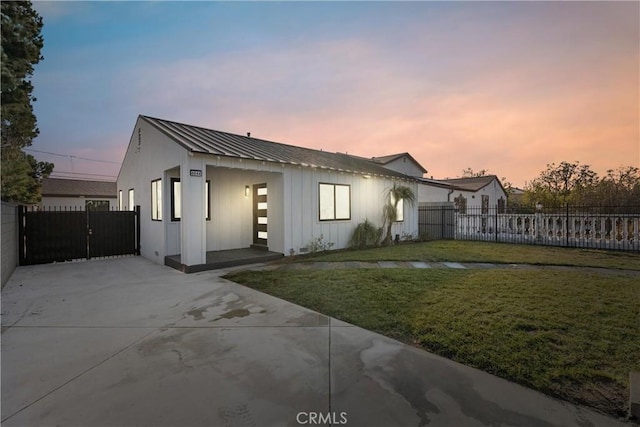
128,189,134,211
205,180,211,220
151,179,162,221
118,190,123,211
171,178,181,221
391,193,404,222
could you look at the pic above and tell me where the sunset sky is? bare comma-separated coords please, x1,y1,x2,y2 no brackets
30,1,639,187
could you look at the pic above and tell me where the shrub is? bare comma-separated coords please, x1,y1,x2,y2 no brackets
307,234,335,253
350,219,382,249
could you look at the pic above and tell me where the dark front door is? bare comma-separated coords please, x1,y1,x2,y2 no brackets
253,183,268,248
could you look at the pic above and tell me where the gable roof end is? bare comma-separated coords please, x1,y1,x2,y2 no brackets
371,152,428,174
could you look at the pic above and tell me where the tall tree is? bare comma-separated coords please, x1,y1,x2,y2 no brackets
1,1,53,203
523,162,639,207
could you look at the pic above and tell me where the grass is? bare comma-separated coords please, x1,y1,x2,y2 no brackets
298,240,640,270
226,266,640,417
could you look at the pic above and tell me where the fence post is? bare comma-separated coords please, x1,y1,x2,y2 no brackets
565,203,569,247
494,205,498,242
135,205,141,256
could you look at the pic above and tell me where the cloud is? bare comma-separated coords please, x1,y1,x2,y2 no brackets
31,1,639,187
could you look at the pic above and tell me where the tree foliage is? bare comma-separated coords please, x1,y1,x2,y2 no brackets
1,1,53,203
381,184,415,246
523,162,640,207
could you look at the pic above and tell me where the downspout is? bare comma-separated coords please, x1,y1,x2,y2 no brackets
447,189,454,202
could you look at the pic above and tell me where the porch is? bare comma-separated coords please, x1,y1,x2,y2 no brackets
164,247,284,273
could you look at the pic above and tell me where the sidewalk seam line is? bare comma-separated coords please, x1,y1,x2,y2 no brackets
1,328,156,423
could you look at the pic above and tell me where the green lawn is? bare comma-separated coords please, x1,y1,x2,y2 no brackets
298,240,640,270
226,263,640,417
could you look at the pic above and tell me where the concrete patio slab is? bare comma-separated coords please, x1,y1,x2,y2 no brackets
1,257,627,426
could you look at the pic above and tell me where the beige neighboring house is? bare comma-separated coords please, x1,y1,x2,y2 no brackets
41,178,117,211
418,175,508,212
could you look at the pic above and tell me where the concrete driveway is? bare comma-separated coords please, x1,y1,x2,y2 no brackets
1,257,627,426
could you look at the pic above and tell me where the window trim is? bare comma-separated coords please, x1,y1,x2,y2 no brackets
170,178,181,222
151,178,162,221
318,182,351,222
170,178,211,222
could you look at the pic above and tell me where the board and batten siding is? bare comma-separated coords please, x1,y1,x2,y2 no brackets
117,117,187,263
203,166,284,254
283,166,419,254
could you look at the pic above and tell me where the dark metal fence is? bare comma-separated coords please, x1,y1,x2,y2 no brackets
419,204,640,252
18,205,141,265
418,202,455,239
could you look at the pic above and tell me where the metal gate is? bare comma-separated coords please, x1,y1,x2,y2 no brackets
18,206,140,265
418,202,456,239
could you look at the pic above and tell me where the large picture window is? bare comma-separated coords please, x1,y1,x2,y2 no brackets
171,178,211,221
151,179,162,221
319,183,350,221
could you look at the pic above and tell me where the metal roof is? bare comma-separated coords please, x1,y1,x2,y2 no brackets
141,116,416,180
42,178,117,198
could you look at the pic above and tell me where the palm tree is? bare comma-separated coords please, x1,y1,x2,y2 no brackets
381,184,416,246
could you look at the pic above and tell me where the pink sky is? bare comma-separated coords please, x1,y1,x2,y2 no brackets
32,2,639,188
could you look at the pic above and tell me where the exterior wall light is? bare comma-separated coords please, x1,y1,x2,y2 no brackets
245,185,250,197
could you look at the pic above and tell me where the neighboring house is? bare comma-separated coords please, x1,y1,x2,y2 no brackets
41,178,117,210
418,175,508,212
371,152,427,178
117,115,419,272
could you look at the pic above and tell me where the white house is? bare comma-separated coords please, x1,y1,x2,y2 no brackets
41,178,117,210
371,153,428,178
117,116,419,272
418,175,508,212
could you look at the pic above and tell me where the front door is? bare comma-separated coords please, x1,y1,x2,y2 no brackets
253,183,268,248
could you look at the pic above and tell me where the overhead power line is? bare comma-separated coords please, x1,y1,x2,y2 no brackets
50,170,117,178
24,148,121,164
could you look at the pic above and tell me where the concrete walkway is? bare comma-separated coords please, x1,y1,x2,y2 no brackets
1,257,628,426
266,260,640,276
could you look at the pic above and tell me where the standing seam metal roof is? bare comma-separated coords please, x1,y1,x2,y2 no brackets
141,116,417,180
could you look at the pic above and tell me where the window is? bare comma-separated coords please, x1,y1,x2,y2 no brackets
171,178,181,221
454,194,467,214
118,190,123,211
390,193,404,222
481,195,490,214
319,183,350,221
170,178,211,221
151,179,162,221
498,197,506,214
128,189,135,211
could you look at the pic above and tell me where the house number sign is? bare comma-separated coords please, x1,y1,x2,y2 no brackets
190,169,202,177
